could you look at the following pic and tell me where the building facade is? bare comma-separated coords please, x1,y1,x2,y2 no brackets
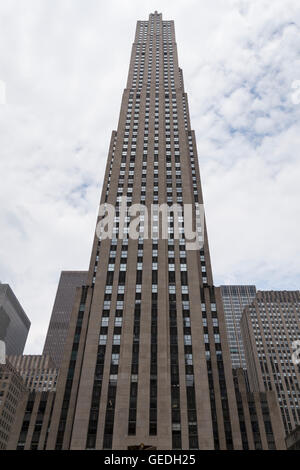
233,368,285,449
0,284,30,356
0,361,28,449
7,355,58,393
43,271,88,367
220,285,257,369
7,390,56,450
241,290,300,435
4,356,58,450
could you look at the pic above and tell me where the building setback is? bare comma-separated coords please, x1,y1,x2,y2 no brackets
241,290,300,435
220,285,257,369
0,284,30,356
43,271,88,368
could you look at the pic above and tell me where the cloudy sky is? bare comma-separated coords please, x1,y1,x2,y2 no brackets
0,0,299,354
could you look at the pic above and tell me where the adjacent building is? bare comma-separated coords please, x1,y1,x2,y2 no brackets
3,355,58,450
233,368,285,449
220,285,257,369
7,390,56,450
0,361,28,449
43,271,88,367
0,284,30,356
7,355,58,392
241,290,300,435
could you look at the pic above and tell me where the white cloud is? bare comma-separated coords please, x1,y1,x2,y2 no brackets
0,0,299,353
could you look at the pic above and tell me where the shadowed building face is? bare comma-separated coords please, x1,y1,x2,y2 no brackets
0,284,30,356
43,271,88,368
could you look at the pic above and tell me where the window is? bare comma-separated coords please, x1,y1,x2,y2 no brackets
184,335,192,345
99,335,107,345
113,335,121,345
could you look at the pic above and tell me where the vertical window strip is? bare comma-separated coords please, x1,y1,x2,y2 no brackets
201,287,220,449
16,392,35,450
169,254,181,448
30,395,47,450
128,243,143,435
102,243,127,448
102,332,122,448
86,258,116,449
180,266,199,449
149,243,158,435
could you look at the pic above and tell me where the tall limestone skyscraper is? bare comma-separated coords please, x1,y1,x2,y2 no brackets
39,12,283,450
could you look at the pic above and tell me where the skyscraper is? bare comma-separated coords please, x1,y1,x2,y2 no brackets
220,285,257,369
43,12,245,450
241,290,300,435
9,12,285,451
0,284,30,356
43,271,88,367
